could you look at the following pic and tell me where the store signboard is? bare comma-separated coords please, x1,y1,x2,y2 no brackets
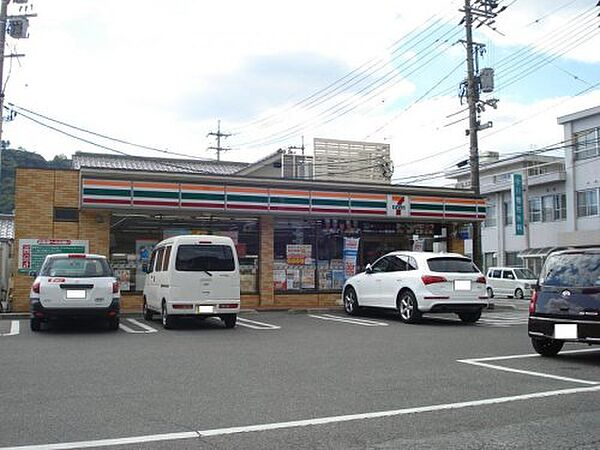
343,237,360,280
512,173,524,236
82,178,487,221
18,239,89,273
286,244,312,266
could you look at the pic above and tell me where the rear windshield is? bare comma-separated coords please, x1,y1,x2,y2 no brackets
514,268,536,279
175,245,235,272
427,257,478,273
541,253,600,287
41,257,112,278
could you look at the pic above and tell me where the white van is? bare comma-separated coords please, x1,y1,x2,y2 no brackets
142,235,240,329
485,266,537,299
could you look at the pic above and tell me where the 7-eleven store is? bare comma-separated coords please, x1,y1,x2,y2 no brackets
12,166,485,312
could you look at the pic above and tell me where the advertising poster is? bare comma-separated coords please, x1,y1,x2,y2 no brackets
286,244,312,265
18,239,88,273
342,237,360,280
135,239,158,289
113,269,131,291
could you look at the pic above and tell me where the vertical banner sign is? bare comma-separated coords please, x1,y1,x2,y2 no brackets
343,237,360,280
512,173,524,236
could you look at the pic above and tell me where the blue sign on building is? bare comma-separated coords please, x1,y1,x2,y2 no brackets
512,173,524,236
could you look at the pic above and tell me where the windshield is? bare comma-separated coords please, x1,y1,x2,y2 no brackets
427,257,478,273
40,257,112,278
541,253,600,287
514,268,536,279
175,245,235,272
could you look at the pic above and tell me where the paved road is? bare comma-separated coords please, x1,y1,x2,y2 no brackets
1,306,599,449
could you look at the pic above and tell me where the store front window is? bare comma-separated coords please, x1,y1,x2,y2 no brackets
274,218,440,292
110,215,259,294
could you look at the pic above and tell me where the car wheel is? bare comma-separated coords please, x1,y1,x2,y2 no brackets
107,317,119,331
162,302,175,330
515,288,524,300
343,287,360,316
222,314,237,329
30,318,41,332
531,337,564,357
142,298,153,321
486,287,494,299
458,309,482,323
398,291,421,324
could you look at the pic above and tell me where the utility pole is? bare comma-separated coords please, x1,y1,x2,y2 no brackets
459,0,502,268
0,0,36,209
207,120,231,161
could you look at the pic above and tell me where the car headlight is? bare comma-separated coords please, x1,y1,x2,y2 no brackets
524,283,531,289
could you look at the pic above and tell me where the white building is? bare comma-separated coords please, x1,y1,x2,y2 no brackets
449,105,600,274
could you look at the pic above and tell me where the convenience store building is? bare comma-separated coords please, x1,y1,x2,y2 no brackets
11,152,486,312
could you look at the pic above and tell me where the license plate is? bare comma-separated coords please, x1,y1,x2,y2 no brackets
554,324,577,339
197,305,214,314
454,280,471,291
66,290,86,299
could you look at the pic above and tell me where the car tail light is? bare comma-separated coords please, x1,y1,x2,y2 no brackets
112,281,120,293
476,276,486,284
172,304,193,309
421,275,447,285
32,281,41,294
68,254,86,258
219,303,238,309
529,290,538,314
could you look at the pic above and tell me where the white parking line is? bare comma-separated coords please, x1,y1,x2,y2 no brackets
237,317,281,330
0,320,20,337
119,319,158,334
308,314,389,327
4,384,600,450
458,348,600,385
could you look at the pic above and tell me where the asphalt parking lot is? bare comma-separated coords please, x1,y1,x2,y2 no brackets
1,305,600,449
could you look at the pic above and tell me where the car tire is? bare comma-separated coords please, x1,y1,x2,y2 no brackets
531,337,564,357
161,302,175,330
107,317,119,331
222,314,237,329
30,318,42,332
458,309,482,323
515,288,524,300
343,287,360,316
142,298,153,321
398,290,421,324
486,287,494,299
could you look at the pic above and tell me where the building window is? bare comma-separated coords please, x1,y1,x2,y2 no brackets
483,252,497,272
503,198,512,226
554,193,567,221
485,201,497,227
493,173,511,184
577,189,599,217
528,198,542,222
542,195,554,222
505,252,521,267
574,128,600,160
54,207,79,222
528,164,549,177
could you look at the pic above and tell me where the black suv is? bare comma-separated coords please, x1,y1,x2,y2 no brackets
528,247,600,357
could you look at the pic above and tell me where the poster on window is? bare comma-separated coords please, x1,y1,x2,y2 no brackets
114,269,131,291
135,240,158,290
286,244,312,266
343,237,360,280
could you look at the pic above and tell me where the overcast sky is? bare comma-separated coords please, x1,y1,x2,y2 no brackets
4,0,600,184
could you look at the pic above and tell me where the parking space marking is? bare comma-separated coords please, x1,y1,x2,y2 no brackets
237,317,281,330
5,384,600,450
0,320,20,337
458,348,600,385
119,319,159,334
308,314,389,327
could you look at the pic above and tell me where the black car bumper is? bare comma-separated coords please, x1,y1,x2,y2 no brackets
429,303,486,314
529,315,600,344
30,298,120,319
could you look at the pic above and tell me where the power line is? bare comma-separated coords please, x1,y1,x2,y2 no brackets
7,102,209,161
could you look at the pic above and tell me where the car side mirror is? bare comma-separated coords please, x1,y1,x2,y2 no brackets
365,264,373,274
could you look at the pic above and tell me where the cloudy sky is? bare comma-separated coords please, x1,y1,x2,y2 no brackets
4,0,600,184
